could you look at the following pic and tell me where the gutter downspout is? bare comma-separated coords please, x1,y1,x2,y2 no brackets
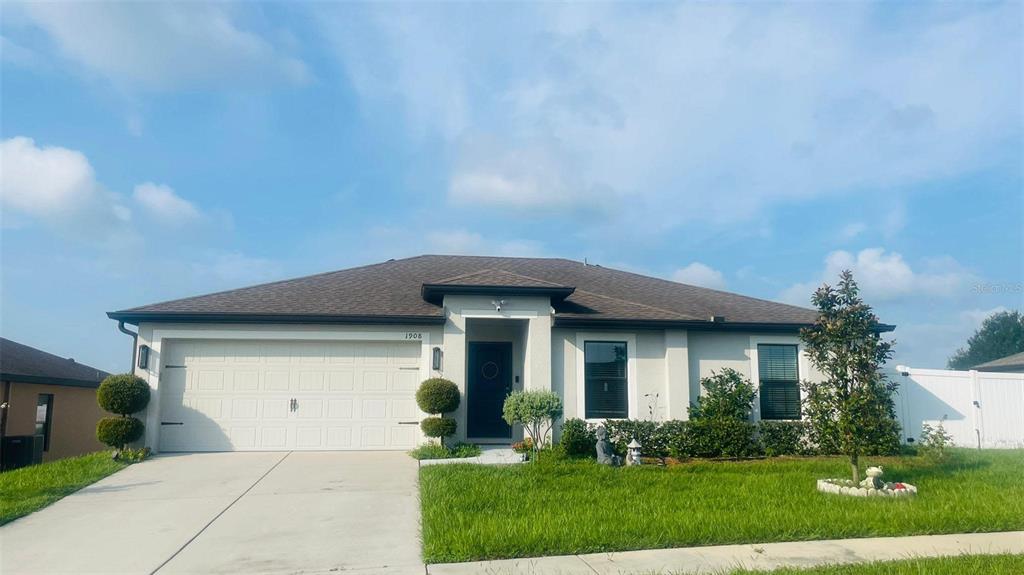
117,321,138,374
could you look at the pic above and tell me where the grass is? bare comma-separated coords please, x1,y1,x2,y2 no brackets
419,449,1024,563
724,554,1024,574
0,451,126,525
409,442,483,460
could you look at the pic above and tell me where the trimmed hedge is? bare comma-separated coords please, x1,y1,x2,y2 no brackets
96,374,150,416
416,378,460,415
421,416,457,439
96,416,144,449
759,421,812,456
556,418,840,460
558,418,596,458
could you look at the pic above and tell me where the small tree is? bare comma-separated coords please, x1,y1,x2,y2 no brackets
800,270,899,484
502,390,563,451
96,374,150,451
688,368,757,421
416,378,460,447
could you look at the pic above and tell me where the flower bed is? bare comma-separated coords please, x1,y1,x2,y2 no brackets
817,478,917,498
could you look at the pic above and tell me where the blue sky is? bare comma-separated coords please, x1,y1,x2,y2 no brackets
1,2,1021,373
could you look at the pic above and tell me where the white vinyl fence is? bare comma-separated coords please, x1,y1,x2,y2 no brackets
891,366,1024,449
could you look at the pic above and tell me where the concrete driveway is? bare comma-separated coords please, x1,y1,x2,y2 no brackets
0,452,423,575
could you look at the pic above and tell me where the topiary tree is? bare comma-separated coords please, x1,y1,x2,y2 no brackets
416,378,460,447
96,374,150,451
800,270,899,484
502,390,563,451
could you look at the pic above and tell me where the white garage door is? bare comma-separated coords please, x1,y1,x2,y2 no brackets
158,340,423,451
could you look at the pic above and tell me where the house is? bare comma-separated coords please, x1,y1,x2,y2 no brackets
108,255,851,453
0,338,110,462
972,351,1024,373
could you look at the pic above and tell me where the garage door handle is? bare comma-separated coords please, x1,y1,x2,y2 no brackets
161,422,184,426
398,421,419,425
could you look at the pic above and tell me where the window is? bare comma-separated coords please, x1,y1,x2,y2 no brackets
35,394,54,452
584,341,628,419
758,344,800,420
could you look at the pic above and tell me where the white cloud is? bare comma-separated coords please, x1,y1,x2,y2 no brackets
779,248,977,305
133,183,201,223
839,222,867,241
672,262,727,290
0,136,129,230
322,3,1019,226
17,3,308,90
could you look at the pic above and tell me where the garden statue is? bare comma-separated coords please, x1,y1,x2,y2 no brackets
626,439,643,466
595,425,622,466
859,466,884,489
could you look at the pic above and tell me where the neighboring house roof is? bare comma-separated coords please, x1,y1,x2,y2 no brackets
973,351,1024,372
108,254,848,331
0,338,110,388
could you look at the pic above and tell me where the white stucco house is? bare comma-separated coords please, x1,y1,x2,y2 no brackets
109,255,860,453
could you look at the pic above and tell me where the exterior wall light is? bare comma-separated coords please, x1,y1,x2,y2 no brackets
137,345,150,370
432,346,443,371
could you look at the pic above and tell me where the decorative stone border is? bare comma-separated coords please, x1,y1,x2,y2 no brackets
817,478,917,498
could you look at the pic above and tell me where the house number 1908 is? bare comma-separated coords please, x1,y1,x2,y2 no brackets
405,332,423,340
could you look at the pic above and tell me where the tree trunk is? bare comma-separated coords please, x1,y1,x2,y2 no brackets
850,453,860,484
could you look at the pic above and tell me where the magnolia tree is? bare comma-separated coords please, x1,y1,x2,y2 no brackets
800,270,900,484
502,390,563,451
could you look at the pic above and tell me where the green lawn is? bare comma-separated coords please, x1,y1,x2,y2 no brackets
419,449,1024,563
725,554,1024,574
0,451,126,525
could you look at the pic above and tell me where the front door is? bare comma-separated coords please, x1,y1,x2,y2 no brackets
467,342,513,439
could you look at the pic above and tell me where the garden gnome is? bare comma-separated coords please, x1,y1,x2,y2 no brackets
595,425,622,466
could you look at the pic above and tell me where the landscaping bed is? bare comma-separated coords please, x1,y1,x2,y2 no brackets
419,449,1024,563
0,452,126,525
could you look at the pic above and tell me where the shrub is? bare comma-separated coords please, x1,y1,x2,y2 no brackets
604,419,672,460
919,417,953,460
512,438,535,454
408,442,481,460
96,374,150,416
759,421,811,456
502,390,563,450
96,416,144,449
421,416,457,440
671,419,759,459
416,378,460,415
688,368,757,421
558,418,596,458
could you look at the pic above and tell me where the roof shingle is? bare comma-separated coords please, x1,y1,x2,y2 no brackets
109,255,822,328
0,338,110,387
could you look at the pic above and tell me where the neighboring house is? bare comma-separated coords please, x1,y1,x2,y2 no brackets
972,351,1024,373
108,255,883,453
0,338,109,461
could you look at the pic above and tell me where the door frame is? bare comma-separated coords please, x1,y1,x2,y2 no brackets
466,341,514,441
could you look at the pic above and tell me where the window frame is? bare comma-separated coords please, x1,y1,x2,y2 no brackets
749,336,806,422
583,340,630,420
35,393,55,452
575,332,638,422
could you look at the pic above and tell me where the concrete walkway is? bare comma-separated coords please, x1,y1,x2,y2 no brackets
428,531,1024,574
0,451,423,575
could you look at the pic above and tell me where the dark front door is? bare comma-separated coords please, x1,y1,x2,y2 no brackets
467,342,513,439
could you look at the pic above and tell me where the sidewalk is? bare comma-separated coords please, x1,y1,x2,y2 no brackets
427,531,1024,574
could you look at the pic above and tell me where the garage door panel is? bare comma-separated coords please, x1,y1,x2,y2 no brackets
159,339,423,451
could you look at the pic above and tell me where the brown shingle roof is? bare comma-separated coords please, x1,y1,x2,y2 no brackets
109,255,822,329
0,338,109,388
973,351,1024,372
